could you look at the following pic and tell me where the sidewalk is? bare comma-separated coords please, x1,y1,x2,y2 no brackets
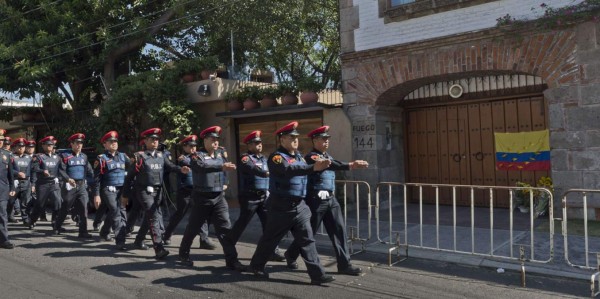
336,201,600,281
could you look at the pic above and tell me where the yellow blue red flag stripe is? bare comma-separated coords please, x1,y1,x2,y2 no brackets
494,130,550,171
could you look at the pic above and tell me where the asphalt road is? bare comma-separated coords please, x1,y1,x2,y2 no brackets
0,217,592,299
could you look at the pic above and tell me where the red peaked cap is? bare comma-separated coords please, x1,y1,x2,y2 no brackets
243,130,262,144
100,131,119,143
307,125,331,138
39,136,57,145
11,137,26,147
275,121,299,136
199,126,222,139
26,140,36,147
3,136,11,143
179,135,198,145
68,133,86,142
141,128,162,138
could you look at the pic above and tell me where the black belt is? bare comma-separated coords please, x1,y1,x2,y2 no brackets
245,190,267,196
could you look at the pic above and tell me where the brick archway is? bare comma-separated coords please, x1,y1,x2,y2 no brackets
343,29,579,106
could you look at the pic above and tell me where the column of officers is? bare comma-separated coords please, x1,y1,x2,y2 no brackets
0,122,368,285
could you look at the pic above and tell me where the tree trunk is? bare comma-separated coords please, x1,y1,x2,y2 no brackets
102,9,176,95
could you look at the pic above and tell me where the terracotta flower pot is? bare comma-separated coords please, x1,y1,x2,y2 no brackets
227,100,243,111
300,91,319,104
261,96,278,108
243,98,261,110
282,93,298,105
200,70,211,80
182,74,195,83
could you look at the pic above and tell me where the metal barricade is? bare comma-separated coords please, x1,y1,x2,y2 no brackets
560,189,600,297
376,182,554,266
321,180,373,256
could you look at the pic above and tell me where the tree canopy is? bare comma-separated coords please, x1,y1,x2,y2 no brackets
0,0,341,146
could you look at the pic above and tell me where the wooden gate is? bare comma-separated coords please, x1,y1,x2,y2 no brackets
406,96,549,207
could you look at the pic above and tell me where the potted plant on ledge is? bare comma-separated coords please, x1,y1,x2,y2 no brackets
277,82,298,106
240,86,261,110
223,90,243,111
258,86,281,108
198,56,219,80
297,77,324,104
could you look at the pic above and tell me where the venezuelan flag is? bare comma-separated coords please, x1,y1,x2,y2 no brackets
495,130,550,171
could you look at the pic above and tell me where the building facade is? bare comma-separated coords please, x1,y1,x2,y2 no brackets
340,0,600,214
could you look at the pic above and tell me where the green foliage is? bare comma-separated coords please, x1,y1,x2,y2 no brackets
496,1,600,29
49,114,103,152
100,69,199,148
297,77,325,92
0,0,197,108
257,86,281,99
277,81,298,96
223,89,243,103
173,56,220,76
239,85,261,101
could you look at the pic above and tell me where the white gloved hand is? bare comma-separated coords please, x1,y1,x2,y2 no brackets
65,183,74,191
54,178,59,184
318,190,329,199
13,180,18,189
265,191,270,198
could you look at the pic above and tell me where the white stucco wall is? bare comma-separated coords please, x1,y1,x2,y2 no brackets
354,0,583,52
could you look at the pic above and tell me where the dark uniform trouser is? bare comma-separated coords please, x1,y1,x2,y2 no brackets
250,199,326,280
286,194,351,270
56,181,89,234
127,192,142,232
99,186,127,244
134,185,165,250
93,200,108,228
228,193,268,244
164,187,210,242
9,181,31,222
0,185,9,244
29,181,61,225
179,191,238,263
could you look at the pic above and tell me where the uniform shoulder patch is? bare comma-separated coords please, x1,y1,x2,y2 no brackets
272,155,283,164
93,160,99,168
310,154,320,161
241,156,250,163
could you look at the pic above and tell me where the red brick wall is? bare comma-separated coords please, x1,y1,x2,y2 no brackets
342,28,579,105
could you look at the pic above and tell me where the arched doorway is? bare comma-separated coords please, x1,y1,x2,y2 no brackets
401,74,549,207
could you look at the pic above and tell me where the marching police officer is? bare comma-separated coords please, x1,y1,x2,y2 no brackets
9,138,35,226
0,130,16,249
25,140,45,222
55,133,95,238
163,135,215,250
284,125,368,276
228,130,285,261
122,128,189,259
124,139,146,235
249,121,335,285
177,126,245,271
3,136,11,151
27,136,62,231
92,131,131,250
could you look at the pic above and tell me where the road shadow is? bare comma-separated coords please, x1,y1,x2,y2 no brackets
344,250,590,297
152,266,306,292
